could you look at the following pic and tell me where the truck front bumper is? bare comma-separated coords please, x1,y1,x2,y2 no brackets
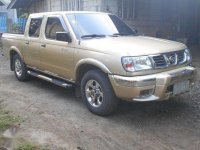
109,66,196,101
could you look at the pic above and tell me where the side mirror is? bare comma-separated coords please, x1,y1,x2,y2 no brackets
56,32,72,43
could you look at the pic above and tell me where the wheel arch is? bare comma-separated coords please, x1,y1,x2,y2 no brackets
9,47,24,71
75,59,112,84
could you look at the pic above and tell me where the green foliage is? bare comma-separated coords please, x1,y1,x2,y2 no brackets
12,23,21,32
16,143,48,150
0,107,21,131
16,143,36,150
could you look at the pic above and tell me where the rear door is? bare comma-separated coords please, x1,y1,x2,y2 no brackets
24,17,43,68
40,15,74,79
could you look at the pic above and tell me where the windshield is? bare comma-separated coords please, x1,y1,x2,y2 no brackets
66,13,136,39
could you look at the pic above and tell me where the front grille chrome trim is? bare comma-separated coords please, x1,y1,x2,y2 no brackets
151,50,186,69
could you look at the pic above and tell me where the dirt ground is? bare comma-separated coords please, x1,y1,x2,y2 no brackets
0,47,200,150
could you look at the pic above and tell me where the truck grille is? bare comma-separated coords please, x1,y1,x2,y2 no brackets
152,50,186,69
152,55,167,68
177,51,186,64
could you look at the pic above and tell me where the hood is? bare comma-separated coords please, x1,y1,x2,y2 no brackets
80,36,187,56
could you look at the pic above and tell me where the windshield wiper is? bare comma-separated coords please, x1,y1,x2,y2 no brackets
81,34,106,39
111,33,135,37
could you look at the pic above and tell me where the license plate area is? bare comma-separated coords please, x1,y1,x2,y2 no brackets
173,80,190,95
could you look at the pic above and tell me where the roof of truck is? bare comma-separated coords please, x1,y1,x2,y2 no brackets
29,11,110,17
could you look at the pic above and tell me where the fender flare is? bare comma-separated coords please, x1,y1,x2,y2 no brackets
9,46,24,70
9,46,24,60
74,58,112,80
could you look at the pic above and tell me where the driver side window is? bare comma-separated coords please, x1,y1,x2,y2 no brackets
45,17,66,40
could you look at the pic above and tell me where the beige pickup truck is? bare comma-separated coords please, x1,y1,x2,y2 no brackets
2,11,196,115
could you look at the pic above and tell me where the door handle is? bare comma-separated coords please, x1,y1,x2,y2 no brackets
25,42,29,45
41,44,46,48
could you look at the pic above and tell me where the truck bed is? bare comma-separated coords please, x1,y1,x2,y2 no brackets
1,33,25,58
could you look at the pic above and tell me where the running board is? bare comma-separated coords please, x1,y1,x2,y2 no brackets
27,71,73,88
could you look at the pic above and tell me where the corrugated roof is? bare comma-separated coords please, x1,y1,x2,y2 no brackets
0,0,11,5
7,0,35,9
0,1,4,6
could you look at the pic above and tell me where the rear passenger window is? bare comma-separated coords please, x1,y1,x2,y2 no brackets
45,17,66,40
29,18,42,38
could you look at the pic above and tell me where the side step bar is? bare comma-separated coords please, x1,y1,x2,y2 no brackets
27,71,73,88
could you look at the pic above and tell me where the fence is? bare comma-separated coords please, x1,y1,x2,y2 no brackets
0,16,7,33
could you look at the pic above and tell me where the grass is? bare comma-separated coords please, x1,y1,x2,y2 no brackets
16,143,48,150
0,100,47,150
0,98,22,141
16,143,36,150
0,105,21,132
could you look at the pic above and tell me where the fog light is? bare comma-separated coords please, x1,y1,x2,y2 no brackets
140,89,154,98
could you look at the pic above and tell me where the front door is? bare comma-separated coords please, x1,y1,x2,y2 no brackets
40,16,74,79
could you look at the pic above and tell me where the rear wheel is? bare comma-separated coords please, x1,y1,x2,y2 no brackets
81,70,119,116
13,54,30,81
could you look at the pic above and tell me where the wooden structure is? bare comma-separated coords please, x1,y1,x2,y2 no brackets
7,0,200,45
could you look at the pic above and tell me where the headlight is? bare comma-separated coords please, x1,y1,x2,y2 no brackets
122,56,153,72
185,48,192,63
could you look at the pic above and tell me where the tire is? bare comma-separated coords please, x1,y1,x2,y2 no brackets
13,54,30,81
81,70,119,116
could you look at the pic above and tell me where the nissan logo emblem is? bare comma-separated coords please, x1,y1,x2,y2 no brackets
168,55,175,64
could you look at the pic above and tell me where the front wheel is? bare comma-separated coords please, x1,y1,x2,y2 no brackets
13,54,30,81
81,70,119,116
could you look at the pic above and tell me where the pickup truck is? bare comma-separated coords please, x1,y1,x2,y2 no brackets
2,11,196,116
